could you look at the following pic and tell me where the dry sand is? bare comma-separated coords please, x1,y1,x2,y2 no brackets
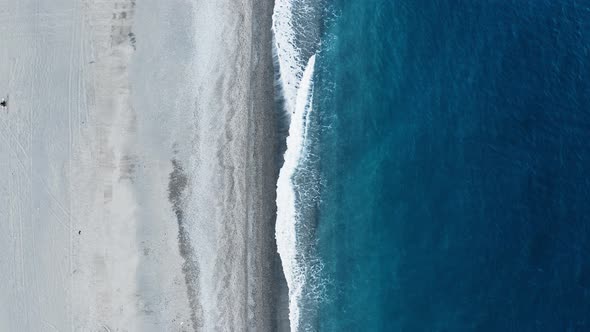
0,0,288,330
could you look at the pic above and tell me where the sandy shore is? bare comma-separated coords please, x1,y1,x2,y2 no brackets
0,0,287,330
178,0,290,330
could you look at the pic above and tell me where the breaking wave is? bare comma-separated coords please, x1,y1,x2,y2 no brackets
275,54,316,332
273,0,328,330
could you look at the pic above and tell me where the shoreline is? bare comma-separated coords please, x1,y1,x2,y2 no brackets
248,0,291,330
178,0,290,329
130,0,290,329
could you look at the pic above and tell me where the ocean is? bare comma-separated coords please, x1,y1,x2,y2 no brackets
275,0,590,331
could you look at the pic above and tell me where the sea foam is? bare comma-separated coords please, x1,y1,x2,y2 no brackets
275,53,316,332
273,0,322,329
272,0,304,114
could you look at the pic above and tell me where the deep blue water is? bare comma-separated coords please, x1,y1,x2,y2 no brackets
308,0,590,330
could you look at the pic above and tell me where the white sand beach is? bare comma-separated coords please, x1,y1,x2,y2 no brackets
0,0,287,330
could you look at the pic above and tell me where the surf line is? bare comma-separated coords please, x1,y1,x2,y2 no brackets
276,54,316,332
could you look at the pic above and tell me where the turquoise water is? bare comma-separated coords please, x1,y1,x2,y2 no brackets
304,0,590,330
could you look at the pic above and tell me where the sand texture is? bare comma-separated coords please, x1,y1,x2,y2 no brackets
0,0,287,330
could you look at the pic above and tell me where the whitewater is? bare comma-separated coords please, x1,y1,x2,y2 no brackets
275,53,315,332
273,0,329,328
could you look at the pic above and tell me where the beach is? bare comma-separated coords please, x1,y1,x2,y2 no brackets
0,0,287,330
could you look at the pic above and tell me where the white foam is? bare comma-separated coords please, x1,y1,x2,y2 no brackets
275,54,316,332
272,0,305,115
273,1,320,329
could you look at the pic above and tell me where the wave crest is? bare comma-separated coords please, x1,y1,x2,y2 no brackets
275,54,316,332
